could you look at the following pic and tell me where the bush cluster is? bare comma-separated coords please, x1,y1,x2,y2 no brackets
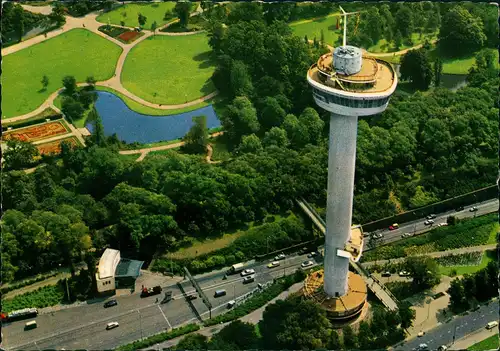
436,252,483,267
2,284,65,313
98,25,128,38
115,323,200,351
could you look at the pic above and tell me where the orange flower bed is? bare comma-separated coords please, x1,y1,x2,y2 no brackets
4,121,69,143
37,137,79,155
118,31,139,43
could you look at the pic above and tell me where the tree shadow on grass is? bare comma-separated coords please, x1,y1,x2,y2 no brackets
193,51,215,70
200,79,215,95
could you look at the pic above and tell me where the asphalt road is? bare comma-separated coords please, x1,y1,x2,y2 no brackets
365,199,498,250
397,300,499,351
5,253,316,350
5,198,497,350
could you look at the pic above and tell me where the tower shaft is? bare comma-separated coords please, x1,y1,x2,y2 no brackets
323,113,358,297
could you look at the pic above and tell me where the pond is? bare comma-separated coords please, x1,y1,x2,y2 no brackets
87,91,221,144
393,64,468,91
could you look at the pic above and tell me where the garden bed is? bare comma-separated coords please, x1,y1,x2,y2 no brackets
36,136,80,155
435,252,483,267
3,120,69,143
98,25,144,44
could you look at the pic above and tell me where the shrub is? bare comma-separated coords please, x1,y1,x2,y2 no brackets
2,284,65,312
116,323,200,351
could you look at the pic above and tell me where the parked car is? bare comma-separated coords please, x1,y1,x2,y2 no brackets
267,261,280,268
243,275,255,284
388,223,399,230
240,269,255,277
301,260,314,268
399,271,410,277
106,322,119,330
371,232,383,239
381,271,391,277
437,222,448,227
486,321,498,329
469,206,478,212
307,252,318,258
418,343,429,350
274,253,286,260
401,232,413,238
103,299,118,308
426,214,437,219
455,206,464,212
186,294,197,301
417,330,425,337
437,346,447,351
424,219,434,225
227,300,236,309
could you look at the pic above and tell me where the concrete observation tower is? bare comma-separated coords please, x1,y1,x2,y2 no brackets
302,7,398,321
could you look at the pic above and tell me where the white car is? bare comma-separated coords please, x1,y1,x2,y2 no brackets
418,343,429,350
399,271,410,277
486,321,498,329
371,232,383,239
240,269,255,277
424,219,434,225
417,330,425,337
106,322,119,330
274,253,286,260
301,260,314,268
401,232,413,238
437,222,448,227
267,261,280,268
469,206,478,212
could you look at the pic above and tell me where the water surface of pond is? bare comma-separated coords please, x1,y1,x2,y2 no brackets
88,91,221,144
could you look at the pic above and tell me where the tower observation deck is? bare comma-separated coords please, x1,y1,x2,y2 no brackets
303,6,397,321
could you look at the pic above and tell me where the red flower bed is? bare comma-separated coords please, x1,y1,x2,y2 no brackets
118,31,140,43
4,121,68,143
37,137,78,155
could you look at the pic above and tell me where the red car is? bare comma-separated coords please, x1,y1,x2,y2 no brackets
388,223,399,231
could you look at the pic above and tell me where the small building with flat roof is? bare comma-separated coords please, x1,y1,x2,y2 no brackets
95,248,144,294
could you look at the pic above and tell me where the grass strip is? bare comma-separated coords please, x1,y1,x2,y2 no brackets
115,323,200,351
468,334,499,350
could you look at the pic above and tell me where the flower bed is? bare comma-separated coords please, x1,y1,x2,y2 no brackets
36,136,79,155
3,121,69,143
436,252,483,267
118,30,141,43
98,25,127,38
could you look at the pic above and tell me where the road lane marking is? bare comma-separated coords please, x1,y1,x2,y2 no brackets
158,305,171,330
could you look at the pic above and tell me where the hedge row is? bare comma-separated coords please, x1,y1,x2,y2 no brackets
152,215,314,275
115,323,200,351
204,270,306,327
1,270,60,295
2,114,62,132
363,214,497,261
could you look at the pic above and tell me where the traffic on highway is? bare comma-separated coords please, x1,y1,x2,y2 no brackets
4,198,497,350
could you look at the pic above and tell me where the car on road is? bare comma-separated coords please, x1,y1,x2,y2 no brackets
267,261,280,268
417,330,425,337
469,206,478,212
227,300,236,308
486,321,498,329
274,253,286,260
417,343,429,350
186,294,197,301
437,346,447,351
301,260,314,268
426,214,437,219
389,223,399,230
214,290,227,298
307,252,318,258
455,206,464,211
103,299,118,308
243,275,255,284
240,269,255,277
399,271,410,277
437,222,448,227
371,232,383,239
424,219,434,225
401,232,413,238
106,322,119,330
381,271,391,277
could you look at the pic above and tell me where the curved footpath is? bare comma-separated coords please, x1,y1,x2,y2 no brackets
4,5,217,123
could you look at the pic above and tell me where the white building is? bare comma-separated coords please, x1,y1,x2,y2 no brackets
95,248,144,294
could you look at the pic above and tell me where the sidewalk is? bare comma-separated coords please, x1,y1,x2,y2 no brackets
450,328,499,350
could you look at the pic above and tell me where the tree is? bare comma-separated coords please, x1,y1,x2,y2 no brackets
88,107,106,147
62,75,77,96
261,297,331,350
358,321,374,349
400,49,434,90
263,127,289,148
86,76,96,87
320,29,325,45
209,321,259,350
229,60,254,98
49,3,66,25
398,301,416,329
175,333,208,350
405,256,441,290
395,6,413,38
151,21,157,36
394,30,403,49
433,57,443,87
439,6,486,56
181,115,209,154
220,96,260,145
365,7,384,43
41,75,49,90
448,278,466,311
3,140,39,170
138,13,147,27
342,325,358,349
237,134,263,154
259,97,286,131
327,330,342,350
174,1,191,27
61,96,84,122
13,5,25,42
120,20,125,27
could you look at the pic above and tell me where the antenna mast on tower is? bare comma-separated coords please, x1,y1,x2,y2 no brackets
339,6,364,47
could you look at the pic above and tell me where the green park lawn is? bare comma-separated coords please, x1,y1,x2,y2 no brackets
3,29,122,119
439,250,497,276
429,47,499,75
290,13,341,47
96,2,179,28
368,32,438,54
122,34,216,105
468,334,499,350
